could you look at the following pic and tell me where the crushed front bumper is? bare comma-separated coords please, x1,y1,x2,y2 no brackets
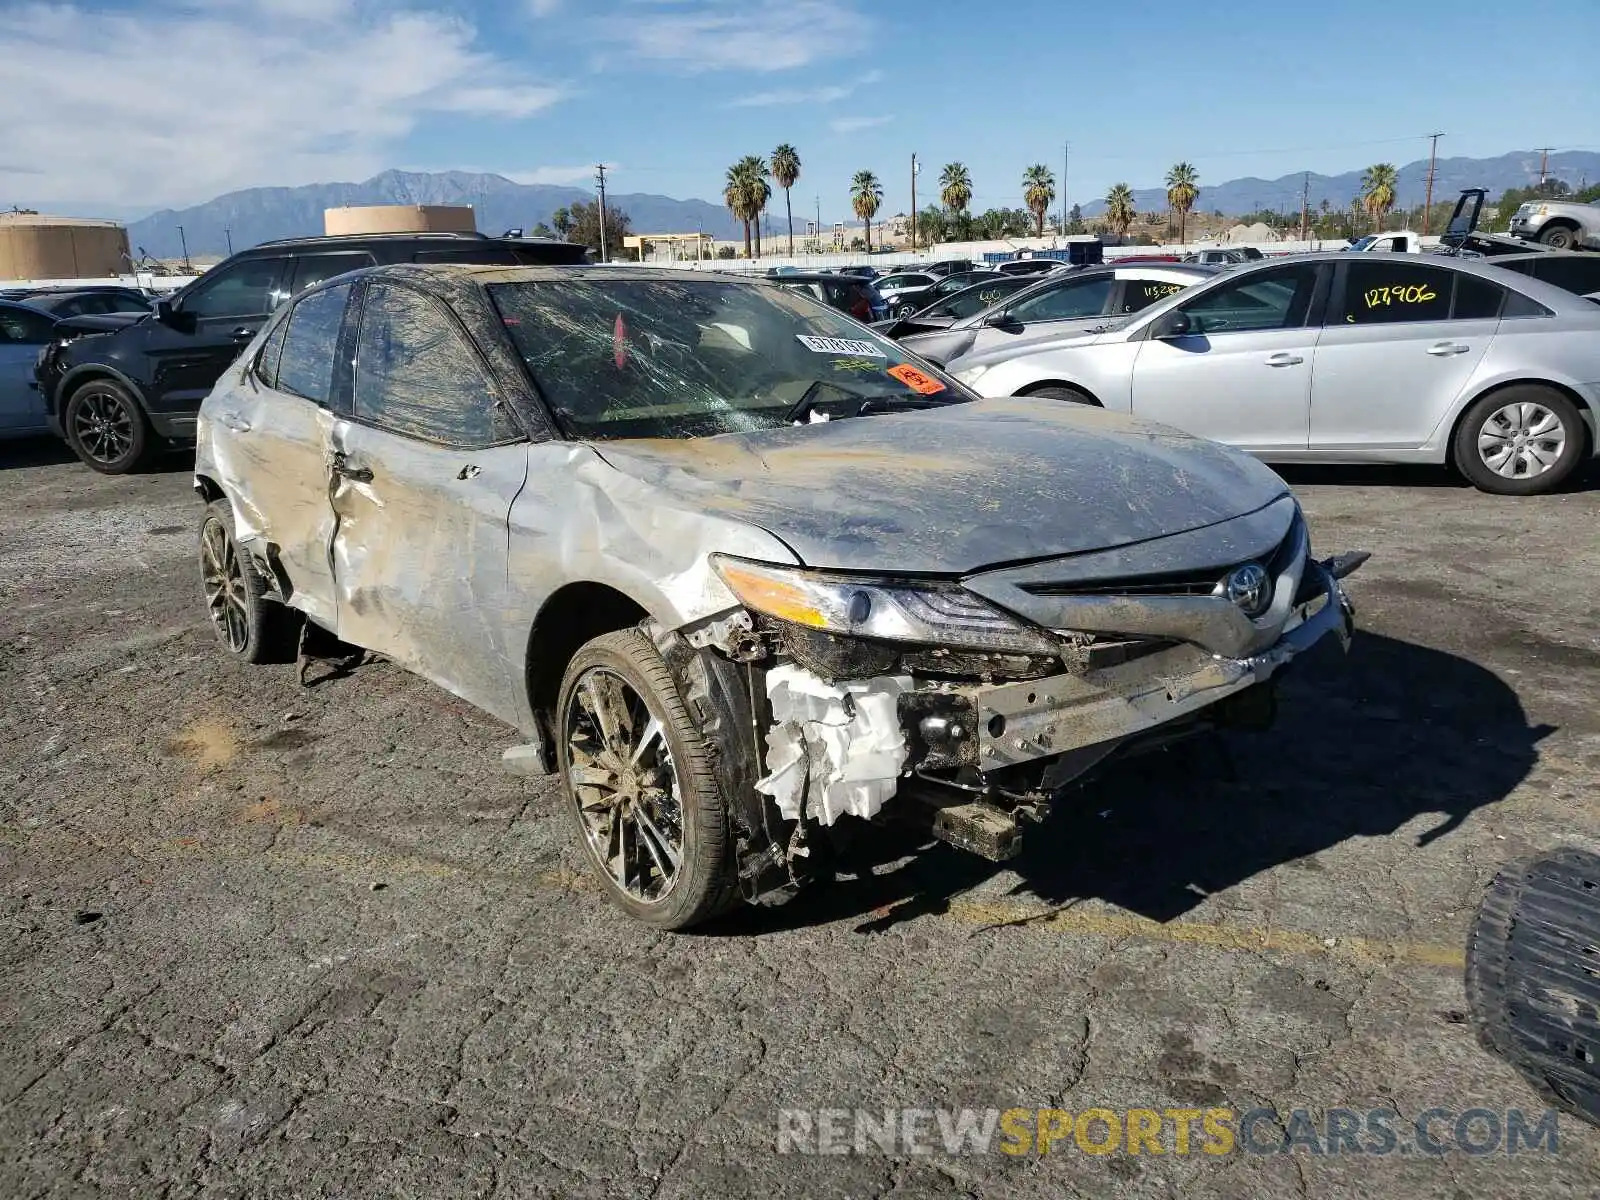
968,558,1356,772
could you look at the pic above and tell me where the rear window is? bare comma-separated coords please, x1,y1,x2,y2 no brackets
1530,256,1600,296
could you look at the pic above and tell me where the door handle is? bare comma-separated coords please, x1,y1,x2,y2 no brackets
1264,352,1304,367
331,454,374,484
217,412,251,433
1427,341,1471,356
230,326,259,341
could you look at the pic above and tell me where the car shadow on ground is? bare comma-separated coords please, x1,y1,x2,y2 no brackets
1273,459,1600,494
706,630,1553,936
0,436,192,474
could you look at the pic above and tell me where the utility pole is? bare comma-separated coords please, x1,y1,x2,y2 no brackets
910,153,919,250
1422,131,1445,235
1536,146,1554,184
595,163,609,262
815,195,821,254
224,227,233,256
1062,142,1070,233
177,225,190,273
1299,172,1310,242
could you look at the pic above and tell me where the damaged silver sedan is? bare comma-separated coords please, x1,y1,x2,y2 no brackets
194,264,1365,928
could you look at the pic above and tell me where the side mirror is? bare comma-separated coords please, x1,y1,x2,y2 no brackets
1154,310,1191,339
155,297,196,334
982,310,1021,330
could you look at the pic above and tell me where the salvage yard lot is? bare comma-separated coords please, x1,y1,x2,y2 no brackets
3,442,1600,1198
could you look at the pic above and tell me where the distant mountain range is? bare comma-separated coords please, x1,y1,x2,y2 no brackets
1077,150,1600,219
117,149,1600,258
125,169,743,258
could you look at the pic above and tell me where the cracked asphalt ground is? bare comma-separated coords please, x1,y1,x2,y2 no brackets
3,440,1600,1200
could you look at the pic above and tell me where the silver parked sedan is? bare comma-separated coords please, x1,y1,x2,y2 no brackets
892,263,1219,366
195,264,1362,928
947,253,1600,495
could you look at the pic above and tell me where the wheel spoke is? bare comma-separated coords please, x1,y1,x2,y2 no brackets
634,802,681,879
1526,410,1560,438
630,715,664,766
1527,440,1560,468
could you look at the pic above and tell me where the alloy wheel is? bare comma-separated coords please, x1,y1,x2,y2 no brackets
564,667,684,904
200,518,249,653
1477,402,1567,480
71,387,135,465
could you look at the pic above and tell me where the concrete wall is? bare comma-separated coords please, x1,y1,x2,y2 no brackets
0,223,130,281
323,205,476,236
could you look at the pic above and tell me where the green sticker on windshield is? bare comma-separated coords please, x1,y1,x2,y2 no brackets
830,357,880,372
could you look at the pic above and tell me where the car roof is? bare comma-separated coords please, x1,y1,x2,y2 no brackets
342,262,761,289
767,272,863,284
1112,263,1221,280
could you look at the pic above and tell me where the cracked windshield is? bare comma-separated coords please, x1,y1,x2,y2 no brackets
490,278,971,439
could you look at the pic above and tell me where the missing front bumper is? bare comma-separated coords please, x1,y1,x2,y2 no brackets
970,560,1355,772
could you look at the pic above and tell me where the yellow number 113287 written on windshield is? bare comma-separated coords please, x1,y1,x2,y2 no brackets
1364,283,1437,308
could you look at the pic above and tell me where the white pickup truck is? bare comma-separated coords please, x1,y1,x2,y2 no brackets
1343,230,1425,253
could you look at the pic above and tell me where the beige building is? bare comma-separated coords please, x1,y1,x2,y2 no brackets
323,205,476,236
0,212,130,280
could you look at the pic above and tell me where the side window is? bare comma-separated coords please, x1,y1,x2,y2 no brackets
1180,264,1319,334
353,283,519,447
273,284,352,405
1012,276,1113,322
253,314,289,389
290,252,375,296
182,257,290,321
1501,289,1553,319
1531,257,1600,296
1120,278,1189,314
0,305,57,344
1451,275,1507,321
1337,261,1454,325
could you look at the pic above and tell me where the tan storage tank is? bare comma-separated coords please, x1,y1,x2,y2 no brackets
323,205,476,236
0,212,131,280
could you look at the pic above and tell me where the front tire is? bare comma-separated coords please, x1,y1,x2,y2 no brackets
1025,384,1100,406
63,379,150,474
557,629,739,929
1453,386,1583,495
198,499,299,664
1538,224,1579,250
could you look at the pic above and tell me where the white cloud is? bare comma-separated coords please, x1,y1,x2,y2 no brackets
592,0,871,72
729,69,881,107
505,164,616,186
0,2,568,208
528,0,563,13
829,114,893,134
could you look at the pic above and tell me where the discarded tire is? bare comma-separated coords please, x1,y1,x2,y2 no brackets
1466,848,1600,1125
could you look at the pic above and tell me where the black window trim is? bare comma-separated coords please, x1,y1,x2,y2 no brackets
250,304,292,390
346,278,529,451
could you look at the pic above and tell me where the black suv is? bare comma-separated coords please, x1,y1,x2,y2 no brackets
36,231,587,473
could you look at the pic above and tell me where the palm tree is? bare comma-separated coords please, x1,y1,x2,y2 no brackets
723,156,771,258
1104,183,1137,240
851,170,883,252
770,144,801,255
1021,164,1055,237
1360,163,1398,231
939,162,972,216
1165,162,1199,244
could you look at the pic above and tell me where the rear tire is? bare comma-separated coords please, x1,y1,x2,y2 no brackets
198,499,300,664
1025,385,1100,406
556,629,740,930
63,379,150,474
1538,224,1579,250
1453,386,1583,495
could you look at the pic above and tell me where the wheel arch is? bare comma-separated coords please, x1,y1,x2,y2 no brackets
1013,379,1104,406
1447,377,1595,464
54,364,150,420
524,581,653,763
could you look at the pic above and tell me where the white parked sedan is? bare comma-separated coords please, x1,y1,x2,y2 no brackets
946,253,1600,494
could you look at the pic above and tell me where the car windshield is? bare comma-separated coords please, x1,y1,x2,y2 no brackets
1345,236,1378,251
490,278,974,440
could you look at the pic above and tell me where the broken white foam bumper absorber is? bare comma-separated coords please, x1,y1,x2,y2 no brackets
754,665,911,827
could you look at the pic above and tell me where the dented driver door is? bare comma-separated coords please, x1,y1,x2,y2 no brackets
327,281,530,723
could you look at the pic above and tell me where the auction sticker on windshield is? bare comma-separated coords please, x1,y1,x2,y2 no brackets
886,363,947,395
797,335,886,357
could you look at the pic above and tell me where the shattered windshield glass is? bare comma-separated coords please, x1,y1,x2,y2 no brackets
488,278,974,440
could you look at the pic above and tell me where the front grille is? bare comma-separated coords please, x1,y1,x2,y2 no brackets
1020,512,1305,601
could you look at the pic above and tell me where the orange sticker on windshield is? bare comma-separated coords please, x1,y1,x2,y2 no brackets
887,363,946,395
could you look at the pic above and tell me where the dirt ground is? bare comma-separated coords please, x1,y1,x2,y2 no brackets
3,440,1599,1199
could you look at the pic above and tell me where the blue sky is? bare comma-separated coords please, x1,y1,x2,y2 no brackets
2,0,1596,223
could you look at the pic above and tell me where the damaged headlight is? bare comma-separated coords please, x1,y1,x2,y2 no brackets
712,556,1060,655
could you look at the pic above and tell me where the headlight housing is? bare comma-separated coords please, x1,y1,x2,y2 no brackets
712,556,1059,656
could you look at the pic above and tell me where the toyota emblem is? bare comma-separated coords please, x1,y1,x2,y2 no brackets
1223,563,1271,617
